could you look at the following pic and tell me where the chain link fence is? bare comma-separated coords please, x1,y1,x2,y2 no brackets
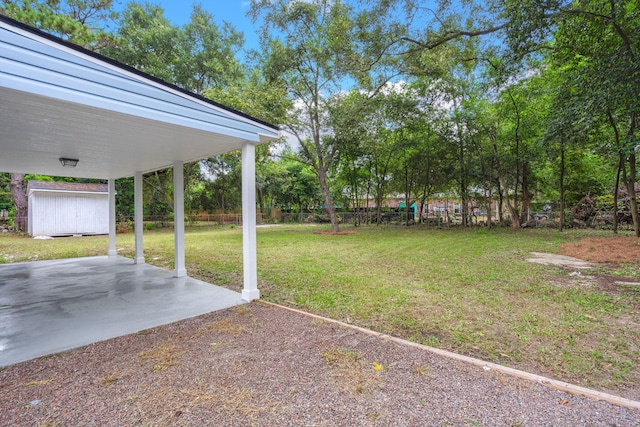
2,210,637,233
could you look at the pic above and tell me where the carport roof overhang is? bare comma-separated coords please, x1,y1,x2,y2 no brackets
0,14,280,180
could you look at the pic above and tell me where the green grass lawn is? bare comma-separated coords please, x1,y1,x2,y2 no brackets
1,224,638,394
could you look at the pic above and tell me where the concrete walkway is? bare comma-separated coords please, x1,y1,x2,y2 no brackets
0,256,244,367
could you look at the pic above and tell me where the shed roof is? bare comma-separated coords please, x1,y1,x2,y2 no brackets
27,180,108,194
0,14,280,180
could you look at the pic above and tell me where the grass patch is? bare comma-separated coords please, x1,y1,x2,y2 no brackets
322,347,384,393
412,365,430,376
323,347,362,366
138,344,184,371
23,379,54,387
196,318,247,336
101,368,130,385
126,380,278,424
2,225,639,391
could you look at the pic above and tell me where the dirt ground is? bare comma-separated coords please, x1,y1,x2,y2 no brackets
1,303,638,426
562,236,640,264
552,235,640,309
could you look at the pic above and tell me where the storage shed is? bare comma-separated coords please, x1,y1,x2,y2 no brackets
28,180,109,237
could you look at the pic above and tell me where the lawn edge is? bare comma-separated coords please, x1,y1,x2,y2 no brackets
258,300,640,411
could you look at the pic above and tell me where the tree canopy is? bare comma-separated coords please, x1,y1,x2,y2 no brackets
1,0,638,234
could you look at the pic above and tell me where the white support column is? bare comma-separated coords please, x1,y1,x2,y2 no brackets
173,161,187,278
108,179,117,257
241,142,259,301
134,171,145,264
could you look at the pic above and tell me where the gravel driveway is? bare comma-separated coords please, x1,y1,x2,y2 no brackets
1,302,638,426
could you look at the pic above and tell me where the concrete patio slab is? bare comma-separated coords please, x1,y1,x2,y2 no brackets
0,256,245,367
526,251,596,269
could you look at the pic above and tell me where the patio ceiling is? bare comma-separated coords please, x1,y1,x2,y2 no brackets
0,14,279,180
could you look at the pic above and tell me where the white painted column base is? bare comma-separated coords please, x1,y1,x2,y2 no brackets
242,288,260,302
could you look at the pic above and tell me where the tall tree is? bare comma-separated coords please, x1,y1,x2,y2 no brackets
250,0,398,232
499,0,640,234
174,5,245,95
249,0,352,232
8,173,27,231
103,2,179,82
0,0,116,47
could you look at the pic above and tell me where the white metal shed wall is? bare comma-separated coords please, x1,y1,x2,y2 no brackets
29,191,109,237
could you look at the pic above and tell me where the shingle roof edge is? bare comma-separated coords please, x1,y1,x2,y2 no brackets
27,180,108,193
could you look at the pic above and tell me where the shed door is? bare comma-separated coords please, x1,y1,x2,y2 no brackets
31,193,108,236
75,196,97,234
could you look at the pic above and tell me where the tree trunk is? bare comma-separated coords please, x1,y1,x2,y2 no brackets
405,196,411,227
364,172,372,225
317,167,339,233
626,152,639,237
485,188,492,230
506,204,520,228
607,106,624,235
220,192,225,224
497,186,504,224
10,173,28,232
458,136,469,227
490,134,504,225
352,168,360,227
257,186,265,219
559,139,565,232
613,155,623,234
461,195,469,226
627,112,639,237
500,178,520,228
521,182,533,226
374,181,384,225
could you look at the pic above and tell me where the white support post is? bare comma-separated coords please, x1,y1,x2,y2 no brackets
173,161,187,278
134,171,145,264
241,142,259,301
108,179,117,257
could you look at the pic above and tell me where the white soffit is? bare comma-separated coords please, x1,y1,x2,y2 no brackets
0,16,280,180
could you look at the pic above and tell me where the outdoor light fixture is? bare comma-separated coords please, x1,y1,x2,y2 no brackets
59,157,79,168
